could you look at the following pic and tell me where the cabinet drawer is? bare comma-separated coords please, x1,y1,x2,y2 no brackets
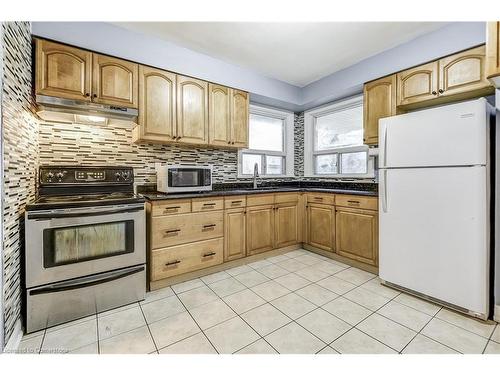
192,197,224,212
152,200,191,216
151,211,223,249
151,238,223,281
224,195,247,209
274,192,299,204
306,193,335,205
247,194,274,206
335,194,378,211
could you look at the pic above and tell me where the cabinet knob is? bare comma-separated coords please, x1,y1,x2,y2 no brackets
85,93,90,97
432,91,437,95
438,89,444,94
93,94,97,98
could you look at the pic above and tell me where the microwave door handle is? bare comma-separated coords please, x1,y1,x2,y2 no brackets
29,265,145,295
27,205,144,220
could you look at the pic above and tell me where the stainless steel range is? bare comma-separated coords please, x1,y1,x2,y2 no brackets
25,166,146,333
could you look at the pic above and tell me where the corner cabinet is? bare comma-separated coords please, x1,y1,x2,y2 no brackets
230,90,249,148
246,205,275,256
133,65,177,143
363,75,396,146
274,203,299,248
486,21,500,87
306,203,335,252
224,208,246,261
35,39,92,101
177,75,209,145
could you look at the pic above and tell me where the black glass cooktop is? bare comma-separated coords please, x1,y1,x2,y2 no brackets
27,192,145,211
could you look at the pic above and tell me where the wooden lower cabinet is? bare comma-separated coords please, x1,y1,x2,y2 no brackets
306,203,335,252
335,207,378,266
274,203,298,248
246,204,275,255
224,208,246,261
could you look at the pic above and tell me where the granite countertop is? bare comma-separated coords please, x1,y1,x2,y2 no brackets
141,186,378,201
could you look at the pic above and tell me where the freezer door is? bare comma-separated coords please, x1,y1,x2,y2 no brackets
379,98,488,168
379,166,489,316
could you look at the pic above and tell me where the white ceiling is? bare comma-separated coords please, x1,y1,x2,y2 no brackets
115,22,447,87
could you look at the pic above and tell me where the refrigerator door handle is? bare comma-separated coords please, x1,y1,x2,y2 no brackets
380,169,388,213
379,122,388,168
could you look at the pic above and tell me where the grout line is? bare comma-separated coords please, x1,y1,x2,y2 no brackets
95,313,100,354
138,303,159,353
38,329,47,355
398,306,444,354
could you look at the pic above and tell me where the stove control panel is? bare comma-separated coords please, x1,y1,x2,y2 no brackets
40,167,134,185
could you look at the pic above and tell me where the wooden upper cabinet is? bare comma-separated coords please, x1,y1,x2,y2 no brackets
134,65,177,143
224,208,246,261
397,61,439,107
35,39,92,101
230,89,249,148
208,84,231,147
486,21,500,85
438,45,491,97
274,203,298,248
246,205,275,255
306,203,334,252
177,75,209,145
335,207,378,266
92,53,138,108
363,75,396,146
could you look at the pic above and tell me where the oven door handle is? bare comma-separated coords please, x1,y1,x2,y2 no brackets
28,205,144,220
29,265,145,296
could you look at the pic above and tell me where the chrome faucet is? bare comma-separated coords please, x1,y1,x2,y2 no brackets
253,163,259,189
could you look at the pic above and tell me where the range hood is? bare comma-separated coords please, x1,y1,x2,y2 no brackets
36,95,138,122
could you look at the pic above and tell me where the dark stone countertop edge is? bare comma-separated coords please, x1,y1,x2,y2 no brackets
142,187,378,201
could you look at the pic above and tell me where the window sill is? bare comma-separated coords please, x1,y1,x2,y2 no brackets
304,173,375,180
237,174,295,179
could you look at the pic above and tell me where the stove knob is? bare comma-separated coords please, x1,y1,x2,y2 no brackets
56,172,64,180
121,171,129,180
47,172,54,179
115,172,121,181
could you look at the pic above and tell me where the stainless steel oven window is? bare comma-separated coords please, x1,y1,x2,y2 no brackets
42,220,135,267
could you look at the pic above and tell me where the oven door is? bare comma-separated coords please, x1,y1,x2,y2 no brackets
25,203,145,288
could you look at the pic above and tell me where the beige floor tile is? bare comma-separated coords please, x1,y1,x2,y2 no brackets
357,314,416,352
222,288,266,314
421,318,488,354
251,280,290,302
200,271,231,285
265,322,325,354
171,278,204,294
149,311,201,349
209,277,246,298
178,285,220,309
310,261,346,276
141,287,174,304
435,309,495,338
277,258,308,272
343,287,390,311
241,303,291,336
141,295,186,324
45,314,95,333
226,264,253,276
316,276,357,295
275,273,310,291
484,340,500,354
294,254,321,266
98,306,146,340
258,264,289,279
295,284,338,306
204,316,259,354
331,328,396,354
189,299,236,330
100,326,155,354
360,278,400,299
286,249,310,258
234,270,270,288
248,259,273,270
42,319,97,353
99,302,140,317
334,268,376,285
491,325,500,343
159,332,216,354
297,309,351,343
294,265,330,282
70,342,99,354
377,300,433,331
322,297,372,325
266,254,290,264
317,346,339,354
271,293,316,319
16,334,44,354
393,293,440,316
236,339,277,354
402,334,458,354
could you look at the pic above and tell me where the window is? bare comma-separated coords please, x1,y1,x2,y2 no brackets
304,95,374,178
239,105,294,177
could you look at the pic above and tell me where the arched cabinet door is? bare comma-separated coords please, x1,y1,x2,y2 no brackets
208,83,231,147
92,53,138,108
438,45,490,97
176,75,208,145
35,39,92,101
397,61,439,107
230,89,249,148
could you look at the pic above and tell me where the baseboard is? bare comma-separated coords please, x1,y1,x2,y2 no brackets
3,319,22,353
494,304,500,323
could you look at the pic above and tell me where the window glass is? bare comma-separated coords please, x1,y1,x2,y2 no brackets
265,156,284,175
242,154,262,175
314,105,363,151
249,114,284,152
341,152,367,174
315,154,338,174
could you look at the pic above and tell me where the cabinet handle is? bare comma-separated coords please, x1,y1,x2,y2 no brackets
202,203,216,209
231,200,242,205
347,200,360,205
438,89,444,94
202,252,216,257
164,229,180,236
202,224,216,230
164,206,180,213
165,260,181,266
313,197,323,200
432,91,437,95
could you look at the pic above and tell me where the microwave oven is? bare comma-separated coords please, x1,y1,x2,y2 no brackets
156,165,212,193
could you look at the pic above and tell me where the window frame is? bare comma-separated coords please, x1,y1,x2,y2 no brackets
304,95,375,179
238,104,295,178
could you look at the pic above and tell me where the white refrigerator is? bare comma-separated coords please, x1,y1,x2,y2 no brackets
378,98,493,320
